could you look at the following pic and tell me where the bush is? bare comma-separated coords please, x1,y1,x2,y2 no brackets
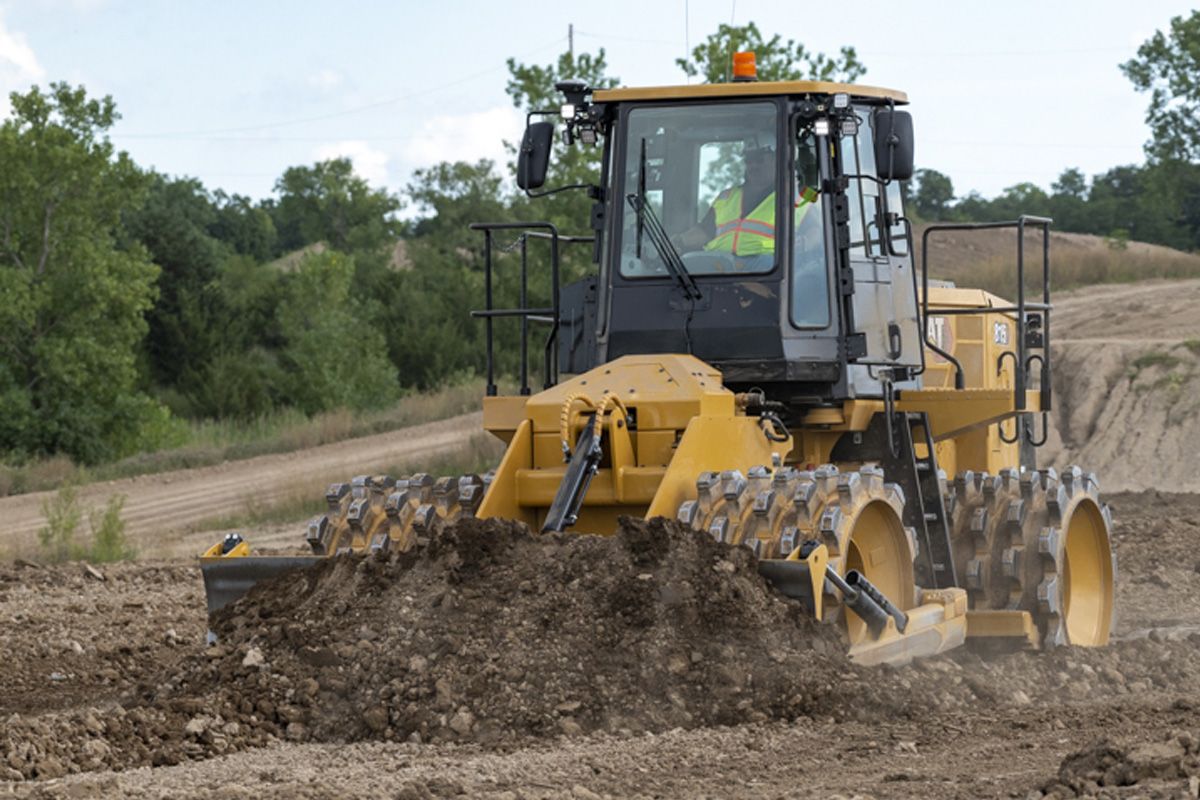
38,484,83,562
36,485,134,562
88,494,134,562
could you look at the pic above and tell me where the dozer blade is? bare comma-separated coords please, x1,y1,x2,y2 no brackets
757,559,819,607
757,543,827,618
200,556,323,616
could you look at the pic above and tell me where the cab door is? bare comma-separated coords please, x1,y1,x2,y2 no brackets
837,110,921,368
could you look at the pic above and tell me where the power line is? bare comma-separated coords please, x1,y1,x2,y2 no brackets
574,29,1132,59
117,35,565,140
575,30,680,46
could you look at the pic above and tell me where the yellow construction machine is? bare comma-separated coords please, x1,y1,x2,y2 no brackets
203,54,1115,666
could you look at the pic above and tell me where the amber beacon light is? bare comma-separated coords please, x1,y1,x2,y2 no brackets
732,51,757,81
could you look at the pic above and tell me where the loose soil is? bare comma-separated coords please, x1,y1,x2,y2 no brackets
2,491,1199,798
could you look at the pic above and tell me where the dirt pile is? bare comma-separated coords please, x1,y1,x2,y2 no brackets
1038,731,1200,798
188,516,874,743
1,517,886,780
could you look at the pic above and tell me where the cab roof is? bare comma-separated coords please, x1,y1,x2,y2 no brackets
593,80,908,104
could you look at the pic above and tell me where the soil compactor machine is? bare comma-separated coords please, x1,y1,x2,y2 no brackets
203,56,1116,666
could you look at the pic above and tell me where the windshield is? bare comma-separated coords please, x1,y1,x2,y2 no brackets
619,102,779,278
791,127,830,327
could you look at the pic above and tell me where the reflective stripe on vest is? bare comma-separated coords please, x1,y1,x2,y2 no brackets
706,186,820,256
705,188,776,256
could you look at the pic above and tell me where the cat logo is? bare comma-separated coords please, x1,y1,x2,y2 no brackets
926,316,953,362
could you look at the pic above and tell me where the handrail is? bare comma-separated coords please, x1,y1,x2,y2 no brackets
468,222,594,395
918,216,1053,436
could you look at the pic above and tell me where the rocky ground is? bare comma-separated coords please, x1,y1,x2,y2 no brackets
0,490,1198,798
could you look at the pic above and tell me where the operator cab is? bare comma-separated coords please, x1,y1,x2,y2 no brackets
516,59,920,407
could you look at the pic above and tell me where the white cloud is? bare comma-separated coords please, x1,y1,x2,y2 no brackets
314,139,390,186
308,69,343,92
0,12,44,119
401,105,524,172
0,13,44,82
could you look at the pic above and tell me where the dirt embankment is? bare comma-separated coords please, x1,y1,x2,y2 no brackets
1042,280,1200,492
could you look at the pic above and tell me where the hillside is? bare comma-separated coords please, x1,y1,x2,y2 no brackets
915,225,1200,296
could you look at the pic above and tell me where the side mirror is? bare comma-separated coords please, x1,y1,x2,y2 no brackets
517,121,555,191
873,110,914,182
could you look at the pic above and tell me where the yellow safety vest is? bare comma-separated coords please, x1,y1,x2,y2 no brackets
705,186,819,256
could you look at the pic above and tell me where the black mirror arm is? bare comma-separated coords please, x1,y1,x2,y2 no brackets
525,182,597,199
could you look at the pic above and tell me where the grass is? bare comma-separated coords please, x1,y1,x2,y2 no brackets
188,432,506,534
0,378,509,498
1126,345,1198,403
35,486,135,563
1132,351,1182,371
929,242,1200,299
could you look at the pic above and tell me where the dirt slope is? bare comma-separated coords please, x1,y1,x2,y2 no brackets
0,413,480,557
1042,280,1200,491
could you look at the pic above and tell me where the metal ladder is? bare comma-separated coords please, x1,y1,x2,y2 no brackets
894,412,958,590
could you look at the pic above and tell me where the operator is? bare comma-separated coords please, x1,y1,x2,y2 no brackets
675,144,821,274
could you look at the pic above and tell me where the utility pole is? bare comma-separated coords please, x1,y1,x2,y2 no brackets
569,23,574,59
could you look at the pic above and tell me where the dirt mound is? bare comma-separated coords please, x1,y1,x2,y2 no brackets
1038,731,1200,798
191,516,870,742
0,517,886,779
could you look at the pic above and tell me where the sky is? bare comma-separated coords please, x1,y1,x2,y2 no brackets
0,0,1194,212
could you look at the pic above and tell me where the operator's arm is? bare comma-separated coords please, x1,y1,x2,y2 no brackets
674,206,716,251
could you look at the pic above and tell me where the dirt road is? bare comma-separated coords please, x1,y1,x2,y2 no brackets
0,413,480,558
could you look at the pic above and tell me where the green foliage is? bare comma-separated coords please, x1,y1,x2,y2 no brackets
407,160,511,244
88,494,134,562
0,83,168,464
276,250,400,413
36,485,133,562
209,190,277,260
676,22,865,84
122,173,230,389
923,160,1200,253
1122,11,1200,163
268,158,402,254
1132,351,1181,371
38,483,82,562
909,169,955,220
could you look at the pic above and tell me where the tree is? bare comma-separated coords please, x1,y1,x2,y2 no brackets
406,159,511,248
276,251,399,414
1048,168,1091,233
121,173,228,389
676,22,865,84
269,158,402,254
0,84,167,464
1121,11,1200,163
909,168,955,220
209,190,277,261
